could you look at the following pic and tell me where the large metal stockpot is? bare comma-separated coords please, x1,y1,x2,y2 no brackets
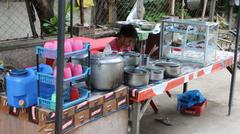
90,53,124,90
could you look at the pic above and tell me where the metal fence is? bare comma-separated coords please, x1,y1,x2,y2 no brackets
0,0,232,41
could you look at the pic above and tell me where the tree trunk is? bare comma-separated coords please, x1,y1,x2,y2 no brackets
31,0,55,35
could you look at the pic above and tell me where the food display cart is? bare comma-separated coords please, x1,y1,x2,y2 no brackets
0,0,239,133
129,51,234,134
128,19,237,134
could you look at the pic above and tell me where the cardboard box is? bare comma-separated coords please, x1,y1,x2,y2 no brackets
89,96,104,108
38,106,75,125
29,106,39,124
18,108,30,120
38,123,55,134
8,107,29,120
89,105,103,119
103,99,116,115
115,87,128,98
38,116,75,134
0,96,9,114
74,109,90,126
75,101,89,113
103,91,115,102
116,96,128,109
62,115,75,133
9,107,18,117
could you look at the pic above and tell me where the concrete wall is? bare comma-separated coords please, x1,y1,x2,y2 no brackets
0,38,48,68
0,47,37,68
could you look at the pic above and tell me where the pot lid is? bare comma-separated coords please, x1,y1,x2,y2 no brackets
9,69,28,76
155,62,180,67
91,53,123,64
143,65,165,71
121,51,140,57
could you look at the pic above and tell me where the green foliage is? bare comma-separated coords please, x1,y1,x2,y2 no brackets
144,0,168,22
175,1,191,19
43,3,71,35
116,0,192,22
144,0,191,22
116,0,135,21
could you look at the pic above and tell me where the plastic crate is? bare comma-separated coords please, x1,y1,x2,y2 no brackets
181,100,208,116
37,66,90,85
36,43,90,59
38,88,90,111
177,90,206,111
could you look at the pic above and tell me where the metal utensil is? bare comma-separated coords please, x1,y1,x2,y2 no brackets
142,66,165,81
149,45,159,57
119,51,140,67
155,62,181,78
140,54,150,66
124,67,149,87
90,53,124,90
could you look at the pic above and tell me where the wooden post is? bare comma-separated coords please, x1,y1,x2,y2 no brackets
209,0,217,21
25,0,38,38
108,0,114,23
201,0,208,20
170,0,175,16
79,0,84,25
181,0,185,19
229,6,234,30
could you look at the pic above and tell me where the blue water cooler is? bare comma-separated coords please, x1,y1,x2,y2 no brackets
6,64,53,108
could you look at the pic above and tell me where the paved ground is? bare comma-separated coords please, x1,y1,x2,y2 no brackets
141,69,240,134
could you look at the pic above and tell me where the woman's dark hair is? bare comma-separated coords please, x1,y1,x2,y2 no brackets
118,24,138,39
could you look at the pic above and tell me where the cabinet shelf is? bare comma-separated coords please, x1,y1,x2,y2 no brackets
37,66,91,85
36,43,90,59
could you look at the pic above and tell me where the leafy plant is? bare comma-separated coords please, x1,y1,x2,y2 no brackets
144,0,168,22
144,0,191,22
43,3,71,35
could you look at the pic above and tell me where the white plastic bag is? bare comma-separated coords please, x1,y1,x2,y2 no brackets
126,0,145,21
103,44,112,55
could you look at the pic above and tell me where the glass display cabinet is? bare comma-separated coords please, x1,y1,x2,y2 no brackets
159,18,219,65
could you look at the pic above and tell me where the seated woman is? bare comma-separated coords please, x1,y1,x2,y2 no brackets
109,24,138,52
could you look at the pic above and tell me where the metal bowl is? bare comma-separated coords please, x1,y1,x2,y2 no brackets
155,62,181,78
142,66,165,81
124,67,149,87
139,22,156,30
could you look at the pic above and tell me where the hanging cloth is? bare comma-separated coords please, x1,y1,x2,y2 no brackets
76,0,94,8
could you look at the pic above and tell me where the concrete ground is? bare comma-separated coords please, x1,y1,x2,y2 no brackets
141,69,240,134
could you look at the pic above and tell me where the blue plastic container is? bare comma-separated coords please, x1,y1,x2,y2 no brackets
27,64,54,99
6,64,53,108
29,64,54,99
38,88,90,111
6,68,37,108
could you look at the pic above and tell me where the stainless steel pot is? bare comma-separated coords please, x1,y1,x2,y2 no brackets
155,62,181,78
90,53,124,90
124,67,149,87
142,66,165,81
120,51,140,66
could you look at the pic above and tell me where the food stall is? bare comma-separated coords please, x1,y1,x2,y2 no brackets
0,0,239,133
